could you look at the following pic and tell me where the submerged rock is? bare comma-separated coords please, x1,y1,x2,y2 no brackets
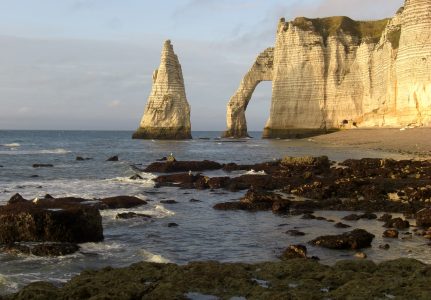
310,229,375,250
100,196,147,209
383,217,410,230
116,212,152,220
383,229,399,238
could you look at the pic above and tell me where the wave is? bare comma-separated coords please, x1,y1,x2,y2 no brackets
0,148,71,155
139,249,170,263
1,143,20,148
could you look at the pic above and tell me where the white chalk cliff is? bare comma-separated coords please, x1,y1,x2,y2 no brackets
224,0,431,138
133,40,191,139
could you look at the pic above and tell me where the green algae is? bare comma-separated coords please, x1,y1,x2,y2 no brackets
5,258,431,300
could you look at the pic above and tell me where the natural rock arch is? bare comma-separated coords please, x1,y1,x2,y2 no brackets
222,48,274,138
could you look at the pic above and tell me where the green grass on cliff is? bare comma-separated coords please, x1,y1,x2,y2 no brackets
291,16,389,44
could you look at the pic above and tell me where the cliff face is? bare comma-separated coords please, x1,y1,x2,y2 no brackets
224,0,431,138
133,40,191,140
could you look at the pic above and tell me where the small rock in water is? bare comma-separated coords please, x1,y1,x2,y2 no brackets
168,223,179,227
334,222,351,228
416,208,431,228
379,244,390,250
302,213,316,220
160,200,178,204
343,214,361,221
286,230,306,236
310,229,375,250
189,199,202,203
116,212,152,220
383,217,410,230
30,175,39,178
129,174,143,180
106,155,119,162
76,156,92,161
383,229,399,238
32,164,53,168
378,213,393,222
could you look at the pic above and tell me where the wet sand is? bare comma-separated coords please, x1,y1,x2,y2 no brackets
311,128,431,158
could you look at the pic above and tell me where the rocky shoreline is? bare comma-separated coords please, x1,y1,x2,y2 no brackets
2,155,431,299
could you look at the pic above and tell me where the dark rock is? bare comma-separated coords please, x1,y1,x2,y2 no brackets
281,244,308,260
76,156,92,161
129,174,143,180
302,213,316,219
360,213,378,220
156,157,167,161
32,164,53,168
145,160,222,173
378,213,393,222
8,193,28,204
286,230,306,236
416,208,431,228
0,202,103,244
383,217,410,230
189,199,202,203
310,229,375,250
106,155,119,162
100,196,147,209
334,222,351,228
160,200,178,204
44,194,54,199
272,201,290,214
379,244,390,250
167,223,179,227
116,212,152,219
383,229,399,238
343,214,361,221
30,175,39,178
2,242,80,256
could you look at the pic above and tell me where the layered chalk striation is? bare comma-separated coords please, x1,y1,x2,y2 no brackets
224,0,431,138
133,40,192,140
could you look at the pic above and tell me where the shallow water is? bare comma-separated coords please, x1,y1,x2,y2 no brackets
0,130,428,294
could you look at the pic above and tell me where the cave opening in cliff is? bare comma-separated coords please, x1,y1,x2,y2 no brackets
245,81,272,137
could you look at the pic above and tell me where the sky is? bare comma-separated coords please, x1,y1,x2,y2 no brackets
0,0,404,131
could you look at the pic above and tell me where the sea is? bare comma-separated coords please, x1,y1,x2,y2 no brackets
0,130,430,294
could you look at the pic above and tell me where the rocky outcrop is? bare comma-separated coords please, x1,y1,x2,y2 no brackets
133,40,192,139
224,0,431,138
222,48,274,138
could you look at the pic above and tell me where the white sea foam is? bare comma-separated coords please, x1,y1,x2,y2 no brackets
1,143,20,147
245,169,267,175
139,249,170,263
0,148,71,155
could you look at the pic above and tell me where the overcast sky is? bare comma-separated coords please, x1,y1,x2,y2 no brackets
0,0,404,131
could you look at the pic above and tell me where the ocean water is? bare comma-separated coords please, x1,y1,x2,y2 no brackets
0,130,430,294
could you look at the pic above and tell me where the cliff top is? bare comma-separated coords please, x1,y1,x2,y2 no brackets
290,16,389,44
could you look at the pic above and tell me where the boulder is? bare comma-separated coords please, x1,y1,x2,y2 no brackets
309,229,375,250
0,201,103,244
8,193,28,205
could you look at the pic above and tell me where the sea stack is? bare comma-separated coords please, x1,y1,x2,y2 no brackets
223,0,431,138
133,40,192,139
